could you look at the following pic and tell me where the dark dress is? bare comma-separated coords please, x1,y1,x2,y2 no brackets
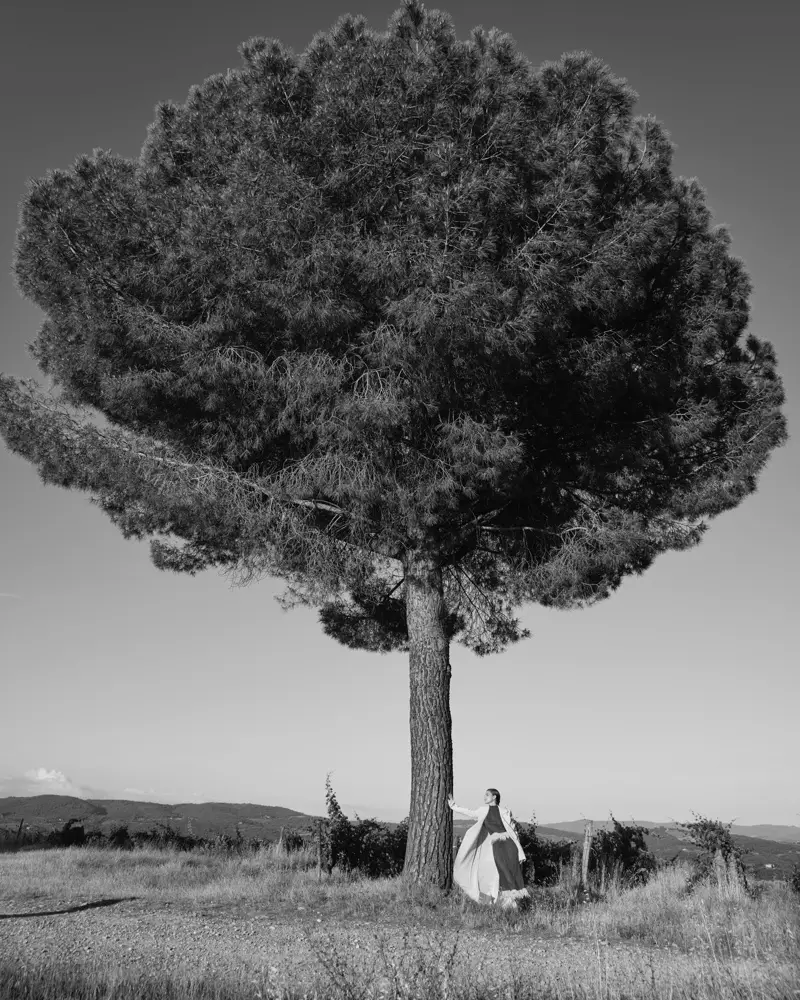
482,805,526,895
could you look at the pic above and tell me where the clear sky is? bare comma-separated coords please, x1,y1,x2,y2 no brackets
1,0,797,827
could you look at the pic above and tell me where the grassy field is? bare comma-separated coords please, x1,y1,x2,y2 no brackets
1,845,798,999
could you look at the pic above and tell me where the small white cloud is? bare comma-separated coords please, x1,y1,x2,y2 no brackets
123,787,146,796
15,767,96,798
26,768,67,784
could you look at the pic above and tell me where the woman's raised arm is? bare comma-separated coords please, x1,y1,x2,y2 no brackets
447,794,481,819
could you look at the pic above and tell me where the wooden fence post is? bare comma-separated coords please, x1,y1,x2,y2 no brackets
15,819,24,846
581,820,594,892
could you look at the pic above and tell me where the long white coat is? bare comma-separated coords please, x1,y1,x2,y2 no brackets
451,803,525,903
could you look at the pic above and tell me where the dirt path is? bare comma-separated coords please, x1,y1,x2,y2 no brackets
0,892,590,986
1,895,313,980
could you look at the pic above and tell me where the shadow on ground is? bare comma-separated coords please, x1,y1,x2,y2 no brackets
0,897,138,919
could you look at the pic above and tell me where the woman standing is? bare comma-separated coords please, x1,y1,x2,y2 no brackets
448,788,529,908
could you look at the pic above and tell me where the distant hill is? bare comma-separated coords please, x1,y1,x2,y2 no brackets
548,820,663,835
726,824,800,844
0,795,320,841
0,795,109,822
548,820,800,843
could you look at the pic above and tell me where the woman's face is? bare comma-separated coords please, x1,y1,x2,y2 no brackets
483,789,496,805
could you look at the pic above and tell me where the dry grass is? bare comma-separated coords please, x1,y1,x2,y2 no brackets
1,846,798,1000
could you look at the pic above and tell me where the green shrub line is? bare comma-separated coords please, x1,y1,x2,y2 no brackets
0,819,293,856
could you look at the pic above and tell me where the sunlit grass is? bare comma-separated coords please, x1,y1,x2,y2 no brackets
1,843,317,901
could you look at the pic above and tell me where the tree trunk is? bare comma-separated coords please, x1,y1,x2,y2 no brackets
402,552,453,889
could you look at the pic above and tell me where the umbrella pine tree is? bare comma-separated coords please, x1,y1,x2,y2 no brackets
0,2,786,887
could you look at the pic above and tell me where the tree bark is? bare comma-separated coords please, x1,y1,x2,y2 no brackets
402,551,453,889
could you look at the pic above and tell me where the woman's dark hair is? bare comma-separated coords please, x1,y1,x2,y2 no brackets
486,788,501,805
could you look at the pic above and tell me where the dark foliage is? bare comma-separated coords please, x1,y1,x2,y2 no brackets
137,822,205,851
45,819,86,848
790,862,800,895
678,814,749,890
0,822,305,856
0,1,785,657
589,816,657,886
107,825,134,849
323,776,408,878
0,829,46,852
515,821,575,885
279,829,306,852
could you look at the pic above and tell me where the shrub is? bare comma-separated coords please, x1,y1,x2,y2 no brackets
323,776,408,877
207,831,239,852
280,829,305,852
46,819,86,848
350,818,408,878
590,816,657,886
132,823,200,851
677,813,749,891
0,826,47,852
206,828,269,854
515,820,574,885
107,824,133,849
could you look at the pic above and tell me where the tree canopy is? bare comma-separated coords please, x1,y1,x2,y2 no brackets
0,1,786,886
